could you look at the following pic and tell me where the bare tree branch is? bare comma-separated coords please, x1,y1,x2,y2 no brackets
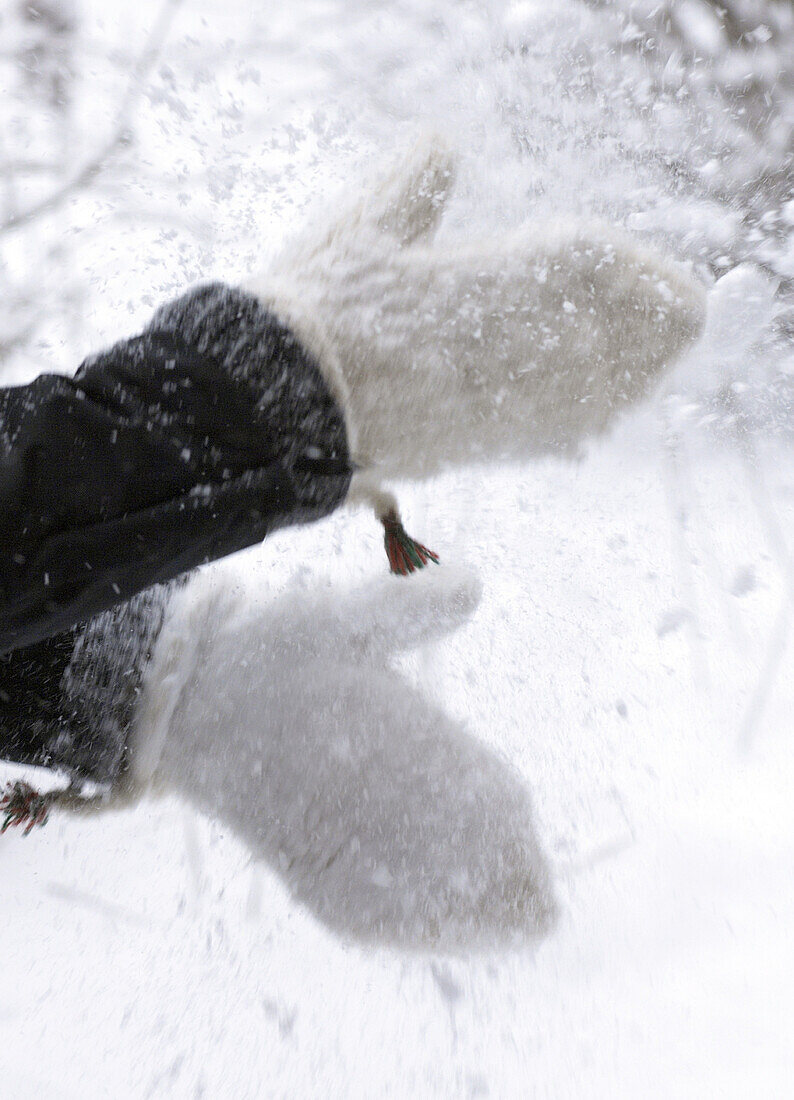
736,430,794,752
0,0,185,235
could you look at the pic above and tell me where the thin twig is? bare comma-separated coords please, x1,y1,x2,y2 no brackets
680,419,749,656
659,402,710,690
738,594,791,753
1,0,185,235
555,831,636,879
736,429,794,752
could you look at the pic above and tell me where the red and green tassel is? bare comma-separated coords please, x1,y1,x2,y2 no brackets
1,781,53,835
382,510,439,576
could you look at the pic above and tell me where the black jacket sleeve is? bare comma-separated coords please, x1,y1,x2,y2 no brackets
0,325,349,655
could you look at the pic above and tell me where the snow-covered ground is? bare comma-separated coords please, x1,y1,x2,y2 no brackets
2,0,793,1096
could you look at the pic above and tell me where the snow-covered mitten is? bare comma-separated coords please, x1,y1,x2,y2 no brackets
247,135,706,546
132,564,556,952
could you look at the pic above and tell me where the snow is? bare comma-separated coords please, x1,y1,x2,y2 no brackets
3,438,793,1097
2,0,794,1095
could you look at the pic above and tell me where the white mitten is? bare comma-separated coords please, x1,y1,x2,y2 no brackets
132,565,556,952
247,136,706,490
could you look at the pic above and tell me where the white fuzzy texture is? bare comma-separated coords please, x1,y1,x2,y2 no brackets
133,564,556,952
246,137,706,508
128,141,705,951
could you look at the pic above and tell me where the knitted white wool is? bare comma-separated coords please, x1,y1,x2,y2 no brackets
245,137,706,512
132,563,556,952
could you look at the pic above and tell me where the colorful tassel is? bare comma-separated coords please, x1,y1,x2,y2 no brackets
382,510,439,575
1,781,53,835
